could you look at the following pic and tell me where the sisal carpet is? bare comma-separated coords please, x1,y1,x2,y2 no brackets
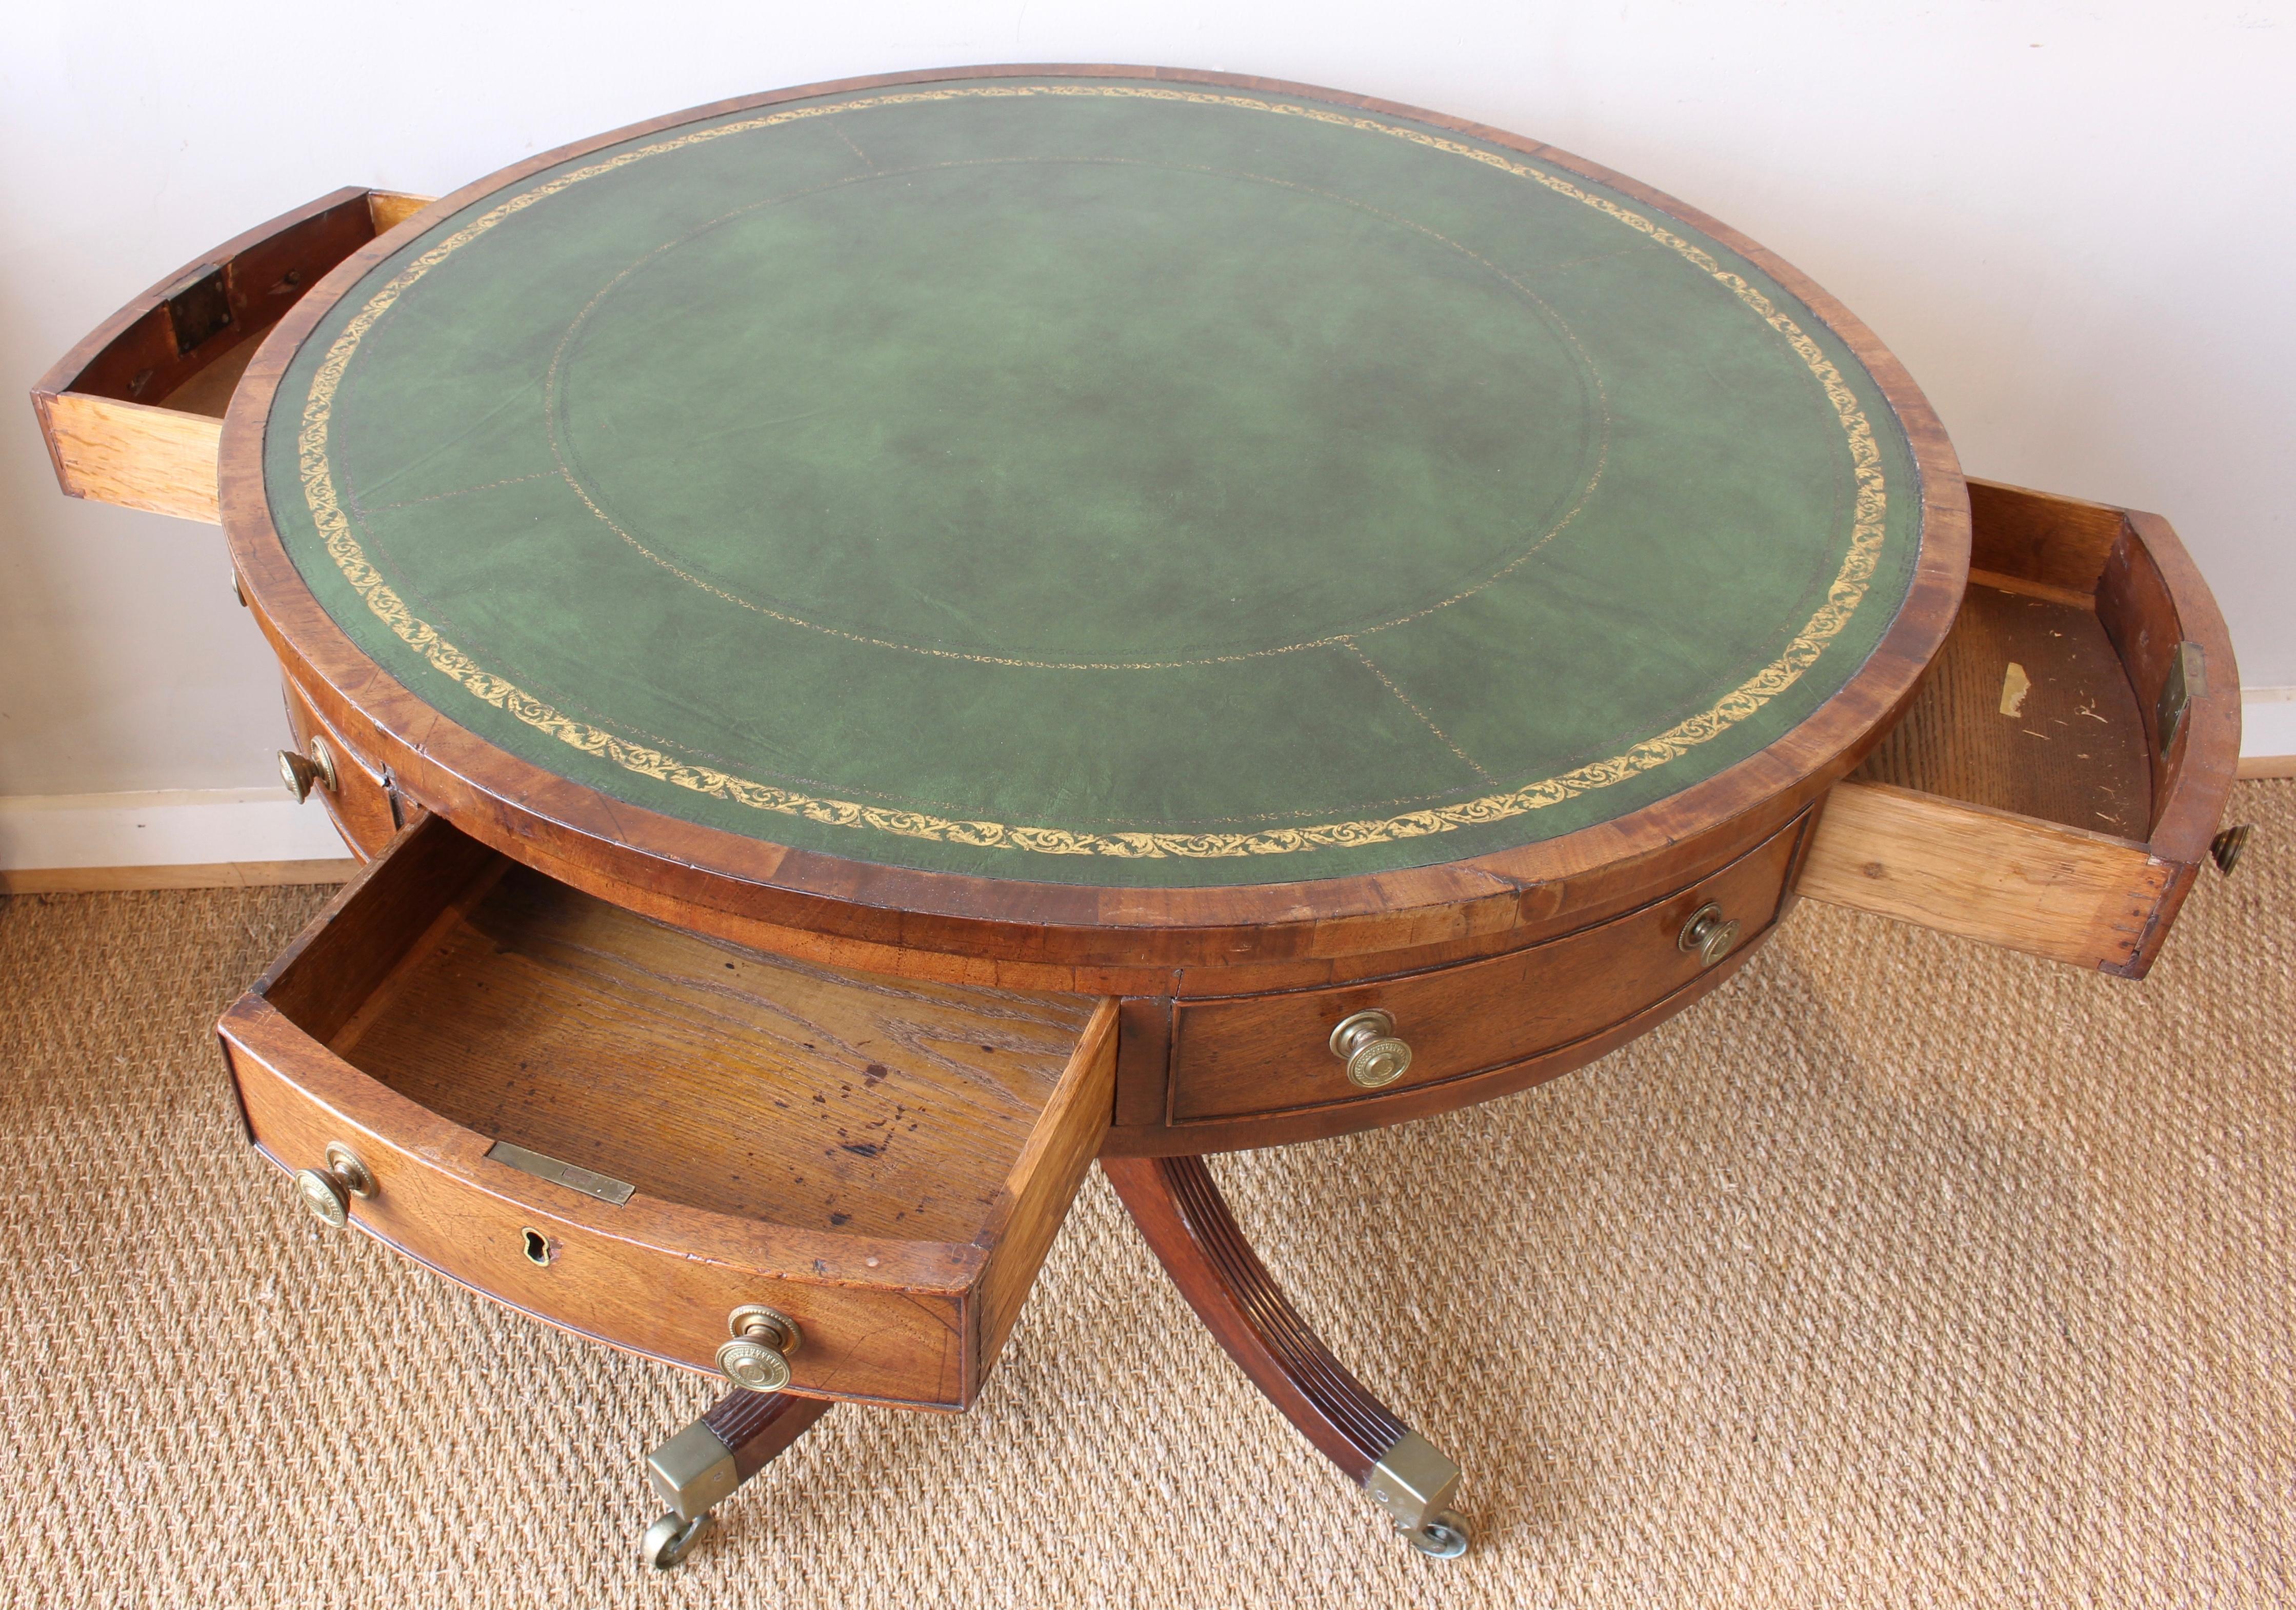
3,782,2290,1609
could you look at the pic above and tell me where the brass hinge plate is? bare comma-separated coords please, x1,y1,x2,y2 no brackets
2155,640,2207,759
165,263,233,357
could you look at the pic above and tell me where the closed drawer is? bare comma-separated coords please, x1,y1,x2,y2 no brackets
1168,811,1807,1124
1800,479,2240,977
218,814,1114,1412
281,677,402,858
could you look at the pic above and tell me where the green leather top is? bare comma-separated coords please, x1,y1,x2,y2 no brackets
264,76,1923,888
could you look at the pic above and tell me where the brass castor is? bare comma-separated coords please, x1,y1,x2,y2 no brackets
641,1509,715,1570
1403,1512,1472,1559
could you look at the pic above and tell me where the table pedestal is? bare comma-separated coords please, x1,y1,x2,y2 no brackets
1104,1156,1471,1558
639,1155,1470,1568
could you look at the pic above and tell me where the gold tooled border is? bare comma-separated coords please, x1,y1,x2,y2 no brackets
296,83,1891,863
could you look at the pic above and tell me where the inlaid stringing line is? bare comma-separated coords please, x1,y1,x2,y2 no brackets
295,82,1890,862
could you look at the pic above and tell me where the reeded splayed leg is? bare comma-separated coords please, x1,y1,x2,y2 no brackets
640,1390,834,1569
1102,1154,1471,1558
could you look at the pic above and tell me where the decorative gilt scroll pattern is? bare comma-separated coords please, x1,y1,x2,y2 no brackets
295,82,1893,862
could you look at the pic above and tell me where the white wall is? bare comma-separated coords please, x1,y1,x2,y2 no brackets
4,0,2290,802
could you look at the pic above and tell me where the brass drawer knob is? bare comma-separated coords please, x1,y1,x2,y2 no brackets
1679,902,1743,968
717,1304,802,1393
2210,824,2251,877
293,1141,375,1230
1329,1009,1413,1089
278,736,339,802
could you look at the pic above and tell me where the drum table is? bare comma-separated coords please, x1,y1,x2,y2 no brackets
33,66,2244,1568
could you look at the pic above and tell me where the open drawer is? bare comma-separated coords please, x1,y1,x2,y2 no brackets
1799,479,2240,977
217,814,1117,1411
31,187,432,523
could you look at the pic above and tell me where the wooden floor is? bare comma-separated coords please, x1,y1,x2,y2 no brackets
0,858,355,895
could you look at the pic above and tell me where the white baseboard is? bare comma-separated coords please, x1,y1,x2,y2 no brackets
2,689,2289,895
2243,686,2296,777
0,788,356,891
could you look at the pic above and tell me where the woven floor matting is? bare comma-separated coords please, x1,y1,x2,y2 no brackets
3,781,2289,1608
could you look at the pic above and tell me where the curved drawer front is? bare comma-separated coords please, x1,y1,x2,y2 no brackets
227,1023,980,1404
282,676,401,858
1168,811,1808,1125
218,814,1114,1412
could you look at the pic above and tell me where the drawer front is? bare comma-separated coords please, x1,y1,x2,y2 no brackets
1169,811,1807,1123
282,677,401,857
218,813,1115,1413
227,1014,976,1408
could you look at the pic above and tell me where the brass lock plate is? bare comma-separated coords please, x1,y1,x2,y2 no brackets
484,1139,635,1206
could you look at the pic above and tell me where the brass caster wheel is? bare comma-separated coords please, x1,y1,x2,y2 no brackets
1402,1511,1472,1559
641,1508,715,1571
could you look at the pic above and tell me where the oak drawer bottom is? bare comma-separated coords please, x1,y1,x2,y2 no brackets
1801,478,2240,977
221,814,1115,1410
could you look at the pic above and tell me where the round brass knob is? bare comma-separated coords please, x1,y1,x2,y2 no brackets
1679,902,1742,968
716,1304,801,1393
2210,824,2251,877
278,736,338,802
293,1142,375,1230
1329,1009,1413,1089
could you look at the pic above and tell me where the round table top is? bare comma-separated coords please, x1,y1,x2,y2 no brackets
244,68,1955,913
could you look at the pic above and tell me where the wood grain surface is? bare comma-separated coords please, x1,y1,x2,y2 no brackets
1811,480,2240,979
344,861,1100,1241
1851,582,2152,837
217,814,1118,1408
30,186,434,524
1101,920,1778,1156
702,1388,835,1482
1166,811,1807,1125
1799,782,2170,972
224,1020,979,1407
1102,1154,1409,1483
282,675,402,858
1964,478,2125,593
33,392,222,521
971,998,1118,1370
165,341,264,419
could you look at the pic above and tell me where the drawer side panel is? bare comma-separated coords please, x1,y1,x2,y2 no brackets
1798,781,2168,971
